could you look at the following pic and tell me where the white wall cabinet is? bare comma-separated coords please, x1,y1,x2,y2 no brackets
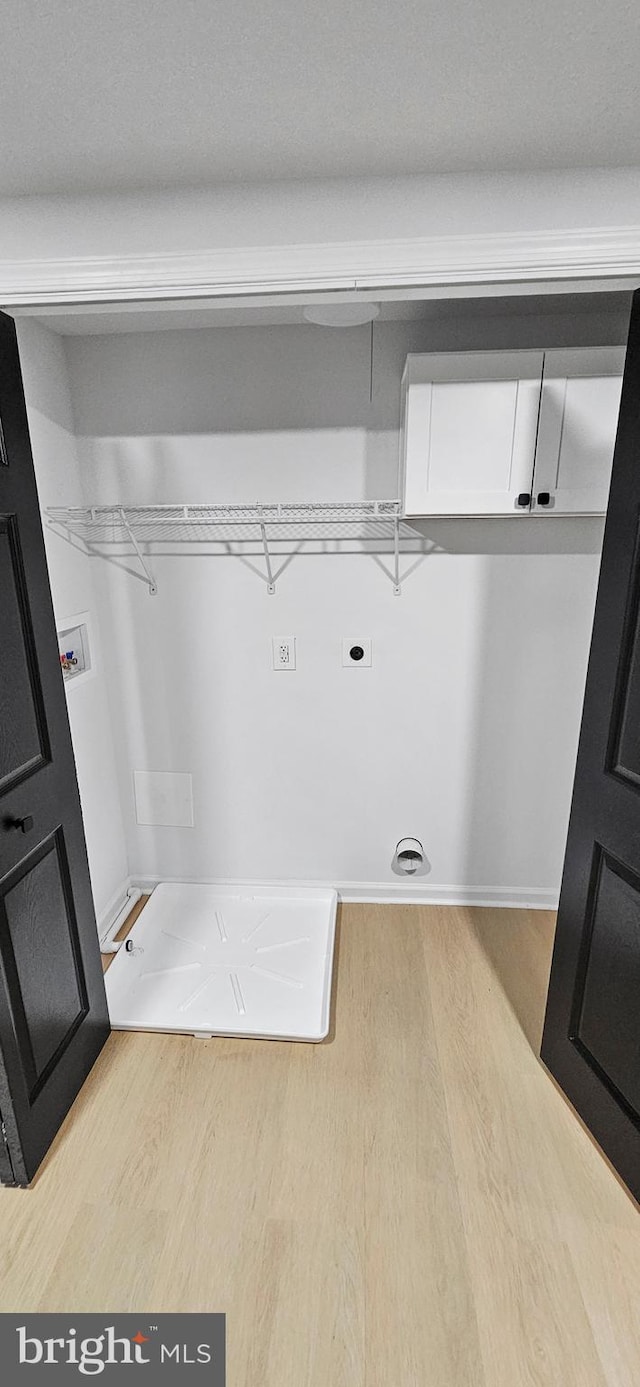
531,347,625,515
401,351,544,517
401,347,625,517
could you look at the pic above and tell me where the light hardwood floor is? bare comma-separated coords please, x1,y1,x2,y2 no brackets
1,904,638,1386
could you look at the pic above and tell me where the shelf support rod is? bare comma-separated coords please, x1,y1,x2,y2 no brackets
118,508,158,595
259,522,276,594
393,514,401,596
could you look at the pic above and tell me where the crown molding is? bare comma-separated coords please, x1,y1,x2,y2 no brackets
2,225,640,306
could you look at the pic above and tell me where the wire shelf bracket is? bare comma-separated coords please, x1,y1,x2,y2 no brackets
117,507,158,596
393,512,401,596
259,521,276,594
46,500,414,596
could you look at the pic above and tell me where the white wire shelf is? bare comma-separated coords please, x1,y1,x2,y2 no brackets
46,500,404,542
46,500,414,595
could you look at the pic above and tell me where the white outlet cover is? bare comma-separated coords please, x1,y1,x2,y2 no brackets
272,636,296,670
342,638,372,667
134,770,194,827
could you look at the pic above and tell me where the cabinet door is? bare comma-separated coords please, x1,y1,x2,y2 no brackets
532,347,625,515
401,351,543,516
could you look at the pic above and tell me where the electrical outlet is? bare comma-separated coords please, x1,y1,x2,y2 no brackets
342,638,372,667
272,637,296,670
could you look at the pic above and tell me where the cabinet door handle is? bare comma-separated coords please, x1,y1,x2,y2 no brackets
537,491,551,506
15,815,34,834
516,493,531,508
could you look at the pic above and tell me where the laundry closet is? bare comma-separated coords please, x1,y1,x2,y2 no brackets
0,283,632,1180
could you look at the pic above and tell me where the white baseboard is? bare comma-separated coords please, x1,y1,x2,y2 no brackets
130,874,558,911
332,882,558,908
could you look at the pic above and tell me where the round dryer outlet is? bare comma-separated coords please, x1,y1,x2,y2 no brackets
342,638,372,667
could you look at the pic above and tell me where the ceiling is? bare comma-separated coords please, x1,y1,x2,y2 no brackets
1,0,639,198
22,292,631,336
27,299,434,335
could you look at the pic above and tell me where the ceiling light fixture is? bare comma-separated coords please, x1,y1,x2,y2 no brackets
302,302,380,328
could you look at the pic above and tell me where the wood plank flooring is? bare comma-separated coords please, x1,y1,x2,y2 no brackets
0,904,638,1386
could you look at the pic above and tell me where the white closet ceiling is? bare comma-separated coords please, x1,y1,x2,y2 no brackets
1,0,639,197
26,298,434,335
23,291,630,336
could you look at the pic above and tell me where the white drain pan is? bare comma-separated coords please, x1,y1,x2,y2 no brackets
105,882,338,1042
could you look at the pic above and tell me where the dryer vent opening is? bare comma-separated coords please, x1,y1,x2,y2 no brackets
394,838,426,876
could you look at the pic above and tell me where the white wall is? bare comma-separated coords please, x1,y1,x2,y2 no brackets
62,301,626,904
17,318,130,927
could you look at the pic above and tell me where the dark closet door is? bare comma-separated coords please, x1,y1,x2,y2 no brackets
541,288,640,1202
0,309,109,1186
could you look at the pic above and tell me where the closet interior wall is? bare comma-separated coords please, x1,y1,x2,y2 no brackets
18,295,631,918
17,317,129,929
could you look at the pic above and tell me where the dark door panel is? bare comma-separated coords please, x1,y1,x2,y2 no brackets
0,310,109,1186
1,830,89,1096
606,514,640,789
542,289,640,1201
0,514,50,793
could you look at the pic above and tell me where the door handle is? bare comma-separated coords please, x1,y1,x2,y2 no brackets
537,492,551,506
516,493,531,508
13,815,34,834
